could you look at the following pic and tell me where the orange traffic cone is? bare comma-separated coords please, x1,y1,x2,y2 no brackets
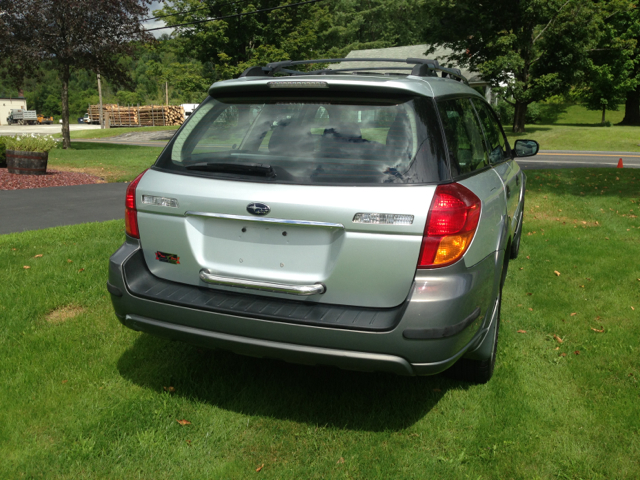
617,158,624,168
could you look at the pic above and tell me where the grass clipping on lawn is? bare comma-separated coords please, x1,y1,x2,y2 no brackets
0,168,639,479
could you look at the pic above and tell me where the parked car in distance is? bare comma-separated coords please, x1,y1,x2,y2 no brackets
108,58,539,383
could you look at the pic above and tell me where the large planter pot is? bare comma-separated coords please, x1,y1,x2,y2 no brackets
6,150,48,175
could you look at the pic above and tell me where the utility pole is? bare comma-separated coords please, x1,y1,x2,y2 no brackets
97,73,104,129
165,81,169,106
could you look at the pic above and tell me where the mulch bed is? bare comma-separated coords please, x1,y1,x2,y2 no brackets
0,168,105,190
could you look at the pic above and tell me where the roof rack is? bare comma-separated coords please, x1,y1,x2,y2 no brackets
239,58,468,84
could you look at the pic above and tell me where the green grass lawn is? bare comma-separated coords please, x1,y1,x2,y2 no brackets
506,104,640,151
505,124,640,152
1,169,639,478
539,103,626,125
48,142,163,182
66,125,180,140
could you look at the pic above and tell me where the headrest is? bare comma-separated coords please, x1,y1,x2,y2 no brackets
323,124,362,139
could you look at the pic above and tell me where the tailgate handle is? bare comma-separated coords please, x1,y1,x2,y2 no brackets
199,269,326,296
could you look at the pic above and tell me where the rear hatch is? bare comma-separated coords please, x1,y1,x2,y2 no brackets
136,83,448,308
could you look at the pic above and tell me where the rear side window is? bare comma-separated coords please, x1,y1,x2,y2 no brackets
472,99,510,164
437,98,489,177
156,93,448,185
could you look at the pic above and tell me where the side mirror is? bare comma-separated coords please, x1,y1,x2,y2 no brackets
514,139,539,158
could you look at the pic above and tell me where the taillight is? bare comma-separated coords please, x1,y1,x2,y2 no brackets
418,183,481,268
125,169,148,239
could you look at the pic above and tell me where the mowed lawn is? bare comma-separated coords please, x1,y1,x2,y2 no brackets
504,103,640,152
67,125,179,140
48,142,164,183
505,124,640,153
1,169,639,478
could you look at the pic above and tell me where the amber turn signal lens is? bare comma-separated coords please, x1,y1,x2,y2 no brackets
433,231,475,264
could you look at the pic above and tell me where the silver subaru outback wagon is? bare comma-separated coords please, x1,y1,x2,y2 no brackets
107,58,539,383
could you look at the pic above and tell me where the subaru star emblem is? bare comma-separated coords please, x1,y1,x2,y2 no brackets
247,202,270,216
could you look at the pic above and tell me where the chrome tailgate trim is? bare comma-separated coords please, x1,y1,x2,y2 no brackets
199,269,326,296
185,211,344,229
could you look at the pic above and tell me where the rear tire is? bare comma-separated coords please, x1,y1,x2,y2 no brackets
446,251,508,384
446,291,501,384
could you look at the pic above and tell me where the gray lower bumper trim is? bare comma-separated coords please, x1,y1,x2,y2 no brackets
122,250,405,332
124,314,415,376
402,307,481,340
106,282,123,297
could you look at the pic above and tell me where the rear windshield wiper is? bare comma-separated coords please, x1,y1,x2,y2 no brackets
185,162,276,178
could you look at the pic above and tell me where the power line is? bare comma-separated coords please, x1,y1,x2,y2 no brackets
142,0,253,22
144,0,326,32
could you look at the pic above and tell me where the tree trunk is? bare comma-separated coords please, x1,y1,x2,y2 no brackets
512,101,528,133
61,64,71,149
602,105,606,124
619,87,640,125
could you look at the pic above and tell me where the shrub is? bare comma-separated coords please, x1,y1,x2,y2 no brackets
496,101,543,126
0,136,6,165
526,102,541,124
2,134,60,153
496,101,514,126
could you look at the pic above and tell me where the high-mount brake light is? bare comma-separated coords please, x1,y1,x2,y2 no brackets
125,169,148,239
418,183,481,268
268,81,328,89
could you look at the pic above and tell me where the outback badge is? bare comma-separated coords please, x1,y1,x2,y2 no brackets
247,202,270,216
155,251,180,265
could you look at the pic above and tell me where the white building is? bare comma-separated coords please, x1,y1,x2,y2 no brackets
340,45,493,103
0,97,28,125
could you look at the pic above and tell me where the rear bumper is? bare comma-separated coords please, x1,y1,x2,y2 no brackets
109,238,501,376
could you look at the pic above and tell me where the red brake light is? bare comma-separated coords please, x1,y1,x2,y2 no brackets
418,183,481,268
125,169,148,239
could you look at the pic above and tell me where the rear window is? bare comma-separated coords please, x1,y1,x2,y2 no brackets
155,92,448,185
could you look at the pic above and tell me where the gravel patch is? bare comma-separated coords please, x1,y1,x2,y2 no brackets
0,168,105,190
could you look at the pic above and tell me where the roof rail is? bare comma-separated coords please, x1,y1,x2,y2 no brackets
238,58,469,84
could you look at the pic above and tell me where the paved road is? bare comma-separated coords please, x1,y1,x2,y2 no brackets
519,150,640,170
0,124,101,135
0,183,127,235
74,138,171,148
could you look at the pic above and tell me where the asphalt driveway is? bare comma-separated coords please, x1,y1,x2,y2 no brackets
2,148,638,236
0,183,127,235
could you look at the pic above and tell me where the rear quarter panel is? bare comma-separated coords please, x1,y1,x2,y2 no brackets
458,168,506,267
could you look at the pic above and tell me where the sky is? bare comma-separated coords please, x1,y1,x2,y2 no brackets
142,1,175,38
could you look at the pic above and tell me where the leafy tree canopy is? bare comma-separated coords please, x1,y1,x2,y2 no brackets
422,0,605,132
601,1,640,125
154,0,427,80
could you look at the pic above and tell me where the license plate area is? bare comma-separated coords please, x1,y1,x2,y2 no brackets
185,215,345,283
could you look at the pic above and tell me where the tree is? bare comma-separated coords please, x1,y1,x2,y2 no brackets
0,0,153,148
422,0,603,132
154,0,427,81
581,38,634,124
605,2,640,125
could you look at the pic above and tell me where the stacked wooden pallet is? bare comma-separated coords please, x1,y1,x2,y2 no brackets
138,105,185,126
